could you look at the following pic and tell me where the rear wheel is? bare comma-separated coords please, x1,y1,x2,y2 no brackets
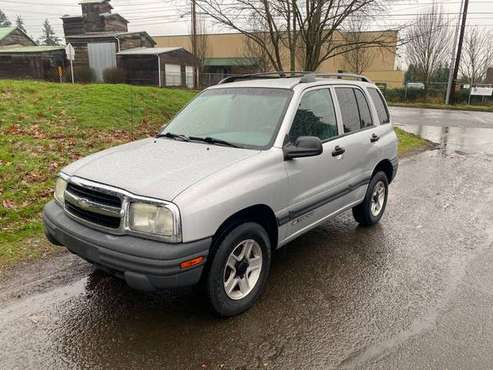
205,222,271,317
352,171,389,226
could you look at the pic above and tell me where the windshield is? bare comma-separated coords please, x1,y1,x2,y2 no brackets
161,87,293,149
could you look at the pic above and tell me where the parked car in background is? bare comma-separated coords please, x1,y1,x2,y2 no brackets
43,73,398,316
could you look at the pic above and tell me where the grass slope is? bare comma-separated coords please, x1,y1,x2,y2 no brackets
0,80,426,269
0,81,195,268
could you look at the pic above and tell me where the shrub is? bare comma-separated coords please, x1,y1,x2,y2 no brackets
44,67,64,82
382,87,446,103
65,66,96,83
103,67,127,84
455,89,471,104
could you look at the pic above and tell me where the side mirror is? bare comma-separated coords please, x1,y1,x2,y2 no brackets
283,136,323,160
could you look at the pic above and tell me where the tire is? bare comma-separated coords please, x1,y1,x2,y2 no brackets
352,171,389,226
205,222,271,317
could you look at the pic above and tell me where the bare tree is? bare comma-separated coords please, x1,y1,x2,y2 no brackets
195,0,285,71
240,12,275,72
293,0,393,71
341,16,377,74
459,27,493,85
405,5,450,89
192,16,209,72
195,0,393,72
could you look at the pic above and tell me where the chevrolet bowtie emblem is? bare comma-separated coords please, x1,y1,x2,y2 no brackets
78,198,90,209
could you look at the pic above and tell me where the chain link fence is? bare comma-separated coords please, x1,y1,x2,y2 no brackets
378,81,493,106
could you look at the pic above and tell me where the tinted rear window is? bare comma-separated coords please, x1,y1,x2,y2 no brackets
335,88,360,133
354,89,373,128
368,87,390,124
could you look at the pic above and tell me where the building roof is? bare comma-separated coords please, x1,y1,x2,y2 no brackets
0,26,36,46
65,31,156,45
61,15,83,19
117,47,182,56
0,27,16,41
0,45,65,54
204,57,261,67
100,12,129,23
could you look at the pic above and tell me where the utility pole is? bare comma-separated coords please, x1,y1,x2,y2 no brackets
448,0,469,104
445,0,464,105
191,0,198,89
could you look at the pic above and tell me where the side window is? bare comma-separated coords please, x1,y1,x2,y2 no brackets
354,89,373,128
368,87,390,124
289,89,338,142
335,88,360,133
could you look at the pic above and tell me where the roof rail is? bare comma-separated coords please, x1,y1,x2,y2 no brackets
218,71,305,84
217,71,372,85
313,73,372,83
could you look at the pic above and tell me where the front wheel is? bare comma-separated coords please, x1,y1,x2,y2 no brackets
352,171,389,226
205,222,271,317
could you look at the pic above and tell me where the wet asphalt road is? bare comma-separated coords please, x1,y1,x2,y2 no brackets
390,106,493,128
1,108,493,369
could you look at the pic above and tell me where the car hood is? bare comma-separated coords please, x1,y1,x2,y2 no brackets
62,138,260,201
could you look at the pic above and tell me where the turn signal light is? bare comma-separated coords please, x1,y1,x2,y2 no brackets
180,256,204,269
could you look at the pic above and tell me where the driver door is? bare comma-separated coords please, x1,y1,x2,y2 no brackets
283,87,353,241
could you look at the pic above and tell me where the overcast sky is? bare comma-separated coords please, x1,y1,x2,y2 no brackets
1,0,492,42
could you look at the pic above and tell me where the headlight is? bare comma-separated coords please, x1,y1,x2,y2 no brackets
128,202,179,240
54,176,68,205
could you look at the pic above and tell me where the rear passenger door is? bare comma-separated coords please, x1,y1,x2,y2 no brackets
366,87,397,164
329,86,381,201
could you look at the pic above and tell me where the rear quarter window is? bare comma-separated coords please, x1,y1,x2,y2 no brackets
368,87,390,124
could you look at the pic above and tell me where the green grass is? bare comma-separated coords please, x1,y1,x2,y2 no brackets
390,102,493,113
0,80,427,269
0,80,195,269
395,127,430,156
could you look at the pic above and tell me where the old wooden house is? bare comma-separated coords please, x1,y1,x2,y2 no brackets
62,0,197,86
62,0,155,81
117,47,197,88
0,27,66,80
0,26,36,48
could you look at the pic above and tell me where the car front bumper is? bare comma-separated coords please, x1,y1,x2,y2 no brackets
43,201,211,291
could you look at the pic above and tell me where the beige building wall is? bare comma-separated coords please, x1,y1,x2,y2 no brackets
154,31,404,88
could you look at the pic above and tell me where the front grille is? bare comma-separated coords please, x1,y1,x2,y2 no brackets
65,181,123,230
67,183,122,208
66,202,121,229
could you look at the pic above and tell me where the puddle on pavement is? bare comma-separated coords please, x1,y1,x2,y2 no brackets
396,124,493,155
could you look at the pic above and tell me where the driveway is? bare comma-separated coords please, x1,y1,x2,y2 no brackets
1,108,493,369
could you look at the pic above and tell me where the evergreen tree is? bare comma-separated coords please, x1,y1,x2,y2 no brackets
0,9,11,27
15,15,26,33
38,19,61,46
431,64,450,83
405,64,419,83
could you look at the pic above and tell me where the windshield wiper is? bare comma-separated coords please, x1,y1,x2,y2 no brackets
156,132,191,142
189,136,240,148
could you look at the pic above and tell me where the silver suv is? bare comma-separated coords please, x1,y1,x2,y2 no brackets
43,73,398,316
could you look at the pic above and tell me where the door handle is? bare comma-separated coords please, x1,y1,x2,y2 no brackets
370,133,380,143
332,145,346,157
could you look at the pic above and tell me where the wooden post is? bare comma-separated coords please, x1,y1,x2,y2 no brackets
191,0,198,89
449,0,470,104
157,54,162,88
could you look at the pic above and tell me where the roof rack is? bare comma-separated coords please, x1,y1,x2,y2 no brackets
218,71,305,84
217,71,372,85
302,73,372,83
